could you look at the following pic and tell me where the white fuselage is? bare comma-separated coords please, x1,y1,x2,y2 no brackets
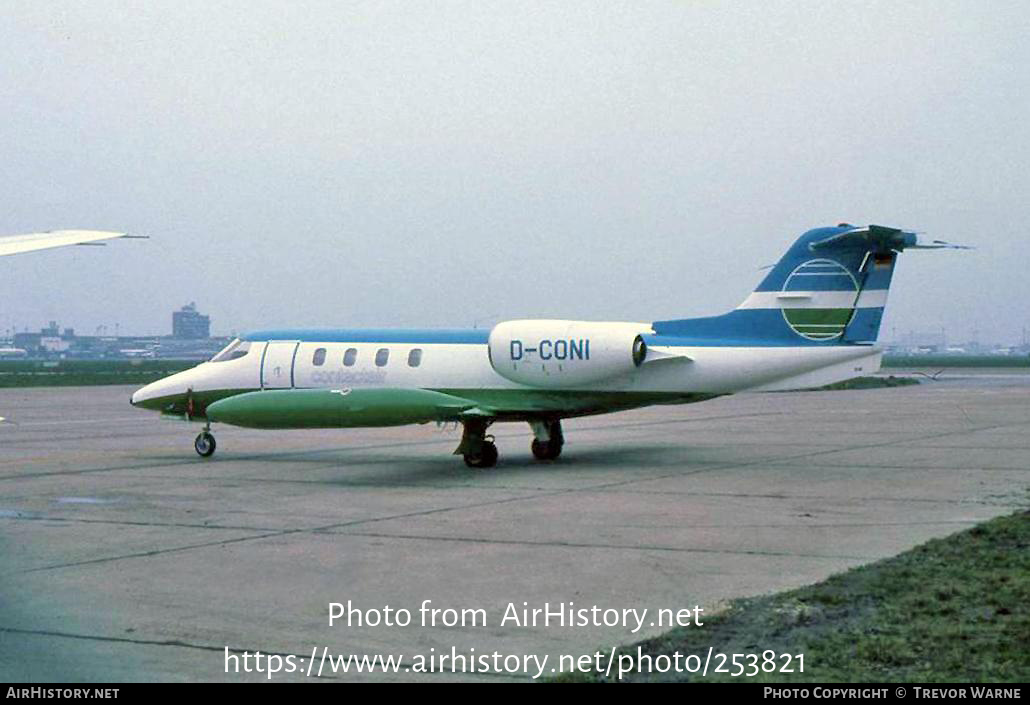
132,334,881,407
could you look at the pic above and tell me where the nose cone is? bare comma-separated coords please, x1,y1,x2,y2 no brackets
130,369,196,412
130,381,159,408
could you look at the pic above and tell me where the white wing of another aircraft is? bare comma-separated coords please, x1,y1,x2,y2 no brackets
0,230,145,257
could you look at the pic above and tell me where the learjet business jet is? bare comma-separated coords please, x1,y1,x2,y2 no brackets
130,224,963,467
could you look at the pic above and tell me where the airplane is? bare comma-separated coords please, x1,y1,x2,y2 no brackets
130,224,966,467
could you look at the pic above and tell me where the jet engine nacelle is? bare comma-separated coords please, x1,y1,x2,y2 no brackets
488,319,651,388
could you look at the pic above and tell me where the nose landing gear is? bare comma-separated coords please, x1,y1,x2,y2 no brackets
194,424,216,458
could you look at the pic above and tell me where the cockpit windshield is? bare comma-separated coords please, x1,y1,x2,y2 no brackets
210,338,252,363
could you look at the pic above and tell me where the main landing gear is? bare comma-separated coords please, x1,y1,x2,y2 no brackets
529,419,564,461
454,418,566,469
194,424,216,457
455,419,498,469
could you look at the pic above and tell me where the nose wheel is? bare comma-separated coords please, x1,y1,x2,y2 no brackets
194,430,216,457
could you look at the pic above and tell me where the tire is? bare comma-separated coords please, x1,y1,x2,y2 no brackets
194,431,216,457
464,440,498,468
531,438,562,461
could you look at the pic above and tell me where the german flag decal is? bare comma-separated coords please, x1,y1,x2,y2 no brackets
873,252,896,269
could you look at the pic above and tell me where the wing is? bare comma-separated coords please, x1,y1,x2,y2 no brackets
0,230,144,257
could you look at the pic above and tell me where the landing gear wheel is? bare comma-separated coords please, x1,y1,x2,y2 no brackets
194,431,216,457
463,440,498,469
455,420,497,469
531,438,562,461
530,419,564,461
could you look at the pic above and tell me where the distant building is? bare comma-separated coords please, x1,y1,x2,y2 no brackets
12,331,41,353
7,317,228,360
172,302,210,339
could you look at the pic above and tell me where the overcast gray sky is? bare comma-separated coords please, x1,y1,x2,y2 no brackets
1,1,1027,343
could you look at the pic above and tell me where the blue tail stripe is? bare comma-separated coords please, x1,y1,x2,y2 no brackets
653,309,848,345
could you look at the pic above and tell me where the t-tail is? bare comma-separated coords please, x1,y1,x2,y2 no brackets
653,224,968,345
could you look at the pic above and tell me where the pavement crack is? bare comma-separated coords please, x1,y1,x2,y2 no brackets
0,626,339,680
321,529,878,561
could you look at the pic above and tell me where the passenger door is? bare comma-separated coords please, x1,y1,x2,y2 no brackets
262,341,299,389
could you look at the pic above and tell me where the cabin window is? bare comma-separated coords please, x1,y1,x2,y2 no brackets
210,339,252,363
408,348,423,367
343,348,357,366
312,348,327,366
375,348,390,367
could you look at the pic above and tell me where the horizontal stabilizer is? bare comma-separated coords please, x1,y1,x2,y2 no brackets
810,225,970,253
902,237,973,250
